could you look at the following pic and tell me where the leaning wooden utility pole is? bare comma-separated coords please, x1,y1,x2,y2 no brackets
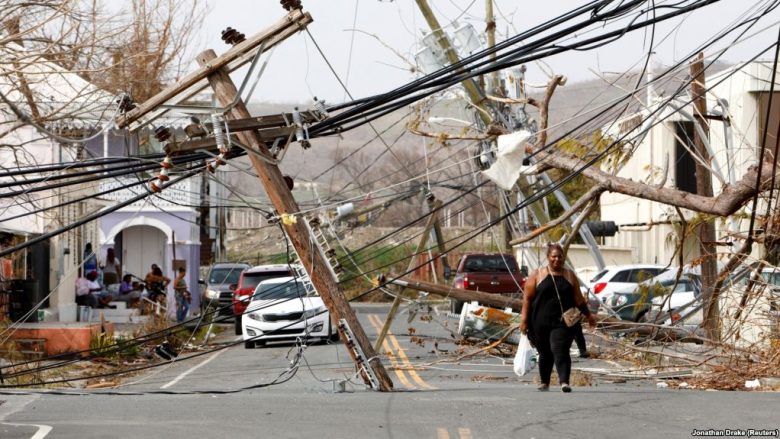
196,53,393,390
485,0,510,252
374,199,442,351
691,52,720,342
415,0,541,251
415,0,490,126
427,195,451,277
484,0,499,93
109,8,390,390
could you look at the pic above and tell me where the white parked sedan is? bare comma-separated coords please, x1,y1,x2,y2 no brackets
242,276,337,348
588,264,669,304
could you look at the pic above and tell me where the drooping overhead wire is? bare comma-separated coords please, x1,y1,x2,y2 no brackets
0,153,166,178
0,165,205,258
310,0,722,137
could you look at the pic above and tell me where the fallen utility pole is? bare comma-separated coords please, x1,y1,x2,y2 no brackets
382,275,522,310
197,48,392,391
414,0,549,254
115,9,313,130
427,195,452,277
374,199,442,351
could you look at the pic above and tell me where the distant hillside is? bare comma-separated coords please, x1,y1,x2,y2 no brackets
529,60,732,140
232,62,733,194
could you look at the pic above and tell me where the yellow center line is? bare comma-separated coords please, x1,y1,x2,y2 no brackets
437,427,450,439
370,314,436,390
367,314,416,390
387,333,436,390
458,427,473,439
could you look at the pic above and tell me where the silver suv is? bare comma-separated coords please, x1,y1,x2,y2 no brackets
202,262,251,316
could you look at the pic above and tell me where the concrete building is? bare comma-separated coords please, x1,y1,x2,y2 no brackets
600,60,780,266
598,60,780,348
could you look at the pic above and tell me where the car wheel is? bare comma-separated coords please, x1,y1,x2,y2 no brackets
451,299,464,315
234,317,242,335
244,341,254,349
328,322,340,343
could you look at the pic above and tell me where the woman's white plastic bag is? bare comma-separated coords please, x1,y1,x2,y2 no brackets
513,333,537,376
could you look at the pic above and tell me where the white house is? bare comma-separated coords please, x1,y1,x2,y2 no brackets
0,41,109,322
1,41,204,321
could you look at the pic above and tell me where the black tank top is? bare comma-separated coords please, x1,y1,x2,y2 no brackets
531,274,577,331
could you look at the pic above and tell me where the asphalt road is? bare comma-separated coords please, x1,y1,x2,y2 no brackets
0,304,778,438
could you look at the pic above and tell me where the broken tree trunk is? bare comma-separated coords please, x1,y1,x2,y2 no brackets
198,49,392,391
538,152,774,217
598,315,707,343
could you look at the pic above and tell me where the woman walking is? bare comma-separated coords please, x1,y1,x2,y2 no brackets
520,243,596,392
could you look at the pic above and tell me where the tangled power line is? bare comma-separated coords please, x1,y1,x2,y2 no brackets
1,0,779,389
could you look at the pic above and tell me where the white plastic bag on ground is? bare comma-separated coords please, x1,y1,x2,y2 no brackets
513,333,537,376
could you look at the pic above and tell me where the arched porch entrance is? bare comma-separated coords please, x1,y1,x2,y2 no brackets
115,225,167,281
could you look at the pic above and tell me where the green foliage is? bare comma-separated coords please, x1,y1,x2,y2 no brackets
89,332,114,357
634,281,669,311
544,143,600,241
541,133,629,241
340,243,417,301
89,332,140,359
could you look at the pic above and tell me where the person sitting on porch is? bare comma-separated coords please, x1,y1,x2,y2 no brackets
75,270,100,308
78,271,115,308
115,274,142,307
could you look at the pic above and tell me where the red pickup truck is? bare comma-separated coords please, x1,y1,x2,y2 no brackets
451,253,525,313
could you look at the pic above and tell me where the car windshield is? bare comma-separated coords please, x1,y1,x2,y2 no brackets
208,268,243,285
241,272,289,290
463,256,518,273
254,280,314,300
730,267,780,288
760,271,780,286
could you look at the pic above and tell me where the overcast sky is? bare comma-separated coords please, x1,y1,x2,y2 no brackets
199,1,780,104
